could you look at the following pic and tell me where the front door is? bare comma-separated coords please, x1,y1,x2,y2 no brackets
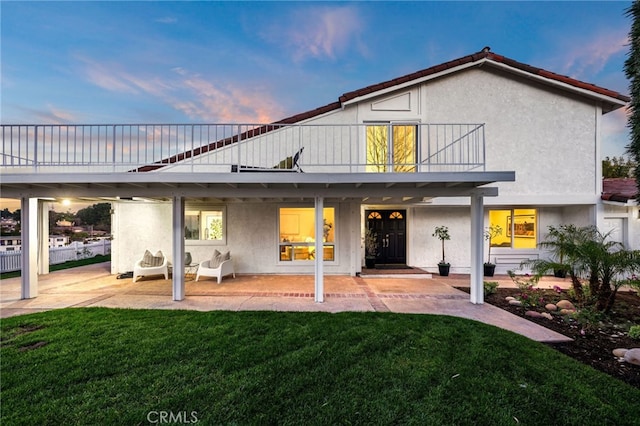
366,209,407,265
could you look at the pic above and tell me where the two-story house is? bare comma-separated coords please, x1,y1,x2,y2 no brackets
1,48,629,305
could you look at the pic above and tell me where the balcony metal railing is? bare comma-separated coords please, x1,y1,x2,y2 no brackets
1,123,486,174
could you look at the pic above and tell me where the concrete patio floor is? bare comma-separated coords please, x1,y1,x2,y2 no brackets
0,262,572,343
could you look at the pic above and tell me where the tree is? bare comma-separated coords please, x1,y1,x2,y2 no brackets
75,203,111,231
602,156,636,178
432,226,451,265
625,1,640,201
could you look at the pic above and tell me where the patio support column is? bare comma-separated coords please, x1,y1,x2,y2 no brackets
314,196,324,303
350,201,360,276
470,193,484,304
38,200,50,275
20,197,38,299
172,196,185,301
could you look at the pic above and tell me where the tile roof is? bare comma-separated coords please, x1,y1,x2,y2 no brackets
277,47,629,124
602,178,638,203
136,48,630,171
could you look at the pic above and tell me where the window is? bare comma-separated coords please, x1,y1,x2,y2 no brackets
488,209,537,249
366,123,417,172
279,207,335,261
185,206,226,245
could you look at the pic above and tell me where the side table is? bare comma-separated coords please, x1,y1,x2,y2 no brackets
185,263,199,281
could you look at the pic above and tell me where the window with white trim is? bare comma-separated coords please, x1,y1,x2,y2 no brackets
278,207,335,261
185,206,226,245
488,209,537,249
366,122,417,172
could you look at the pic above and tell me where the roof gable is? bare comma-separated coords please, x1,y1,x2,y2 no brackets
279,47,629,124
135,48,630,171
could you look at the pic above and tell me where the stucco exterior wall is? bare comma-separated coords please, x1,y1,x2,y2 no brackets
113,200,357,275
422,68,598,200
405,204,599,274
408,206,469,271
112,201,173,273
112,65,621,275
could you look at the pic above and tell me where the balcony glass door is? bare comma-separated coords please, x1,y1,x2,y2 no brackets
366,124,417,172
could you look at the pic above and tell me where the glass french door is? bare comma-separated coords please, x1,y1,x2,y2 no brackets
366,123,417,172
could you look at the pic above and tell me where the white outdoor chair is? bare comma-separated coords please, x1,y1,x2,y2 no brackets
133,250,169,282
195,258,235,283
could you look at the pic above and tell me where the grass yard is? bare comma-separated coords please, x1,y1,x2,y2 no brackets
1,309,639,425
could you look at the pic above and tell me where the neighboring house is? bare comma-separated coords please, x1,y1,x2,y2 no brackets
0,47,629,304
601,178,639,250
0,235,69,252
0,236,21,252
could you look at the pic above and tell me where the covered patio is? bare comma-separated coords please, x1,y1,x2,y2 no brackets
1,122,515,306
5,170,513,305
0,262,572,343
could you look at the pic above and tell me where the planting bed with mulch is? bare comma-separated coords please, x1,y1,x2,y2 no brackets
461,287,640,388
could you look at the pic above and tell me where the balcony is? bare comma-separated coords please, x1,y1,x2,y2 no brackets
1,123,486,174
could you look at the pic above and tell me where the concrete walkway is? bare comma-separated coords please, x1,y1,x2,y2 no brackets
0,263,572,343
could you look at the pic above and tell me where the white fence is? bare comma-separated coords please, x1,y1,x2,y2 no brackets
0,240,111,273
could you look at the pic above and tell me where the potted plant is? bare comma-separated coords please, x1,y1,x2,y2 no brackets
432,225,451,276
364,228,378,269
484,224,502,276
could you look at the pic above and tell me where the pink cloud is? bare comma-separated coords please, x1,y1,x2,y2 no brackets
80,58,284,123
263,6,365,62
82,57,169,97
602,105,631,157
31,105,78,124
176,72,285,122
602,105,629,136
559,30,628,78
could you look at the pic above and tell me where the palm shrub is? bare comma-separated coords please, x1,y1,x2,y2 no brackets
535,224,585,300
524,225,640,313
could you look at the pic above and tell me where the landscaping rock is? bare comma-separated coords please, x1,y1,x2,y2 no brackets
613,348,629,358
545,303,557,311
508,299,522,306
541,312,553,320
505,296,515,301
623,348,640,366
525,311,544,318
559,308,576,315
556,300,575,310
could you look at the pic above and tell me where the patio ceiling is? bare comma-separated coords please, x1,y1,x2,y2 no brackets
0,171,514,203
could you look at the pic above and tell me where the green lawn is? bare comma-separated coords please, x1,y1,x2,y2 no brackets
1,309,639,425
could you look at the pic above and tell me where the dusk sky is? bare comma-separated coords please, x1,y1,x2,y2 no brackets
0,1,633,164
